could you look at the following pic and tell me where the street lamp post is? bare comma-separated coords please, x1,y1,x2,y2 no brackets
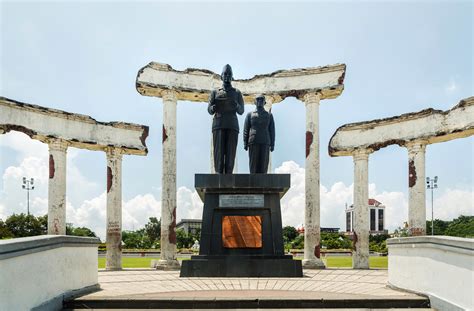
426,176,438,236
22,177,35,216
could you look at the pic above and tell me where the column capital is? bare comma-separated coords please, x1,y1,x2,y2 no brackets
405,140,428,152
47,138,69,151
162,89,178,102
302,92,321,105
264,95,276,112
106,147,123,159
264,95,276,105
352,148,372,161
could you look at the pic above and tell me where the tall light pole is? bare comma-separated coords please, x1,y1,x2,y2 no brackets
22,177,35,216
426,176,438,236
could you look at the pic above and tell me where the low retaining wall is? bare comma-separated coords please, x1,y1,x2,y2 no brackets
387,236,474,311
0,235,100,311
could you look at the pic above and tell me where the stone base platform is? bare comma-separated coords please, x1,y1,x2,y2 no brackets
64,269,431,309
183,174,302,277
180,255,303,277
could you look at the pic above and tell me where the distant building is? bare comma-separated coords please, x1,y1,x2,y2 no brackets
345,199,387,235
296,225,340,235
176,219,202,235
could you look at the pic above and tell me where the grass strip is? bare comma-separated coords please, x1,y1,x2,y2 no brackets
98,256,388,269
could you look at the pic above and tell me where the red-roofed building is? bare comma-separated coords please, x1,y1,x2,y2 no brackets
345,199,387,235
296,225,339,235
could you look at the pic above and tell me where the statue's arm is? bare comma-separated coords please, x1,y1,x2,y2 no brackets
243,113,250,150
236,91,245,115
269,113,275,151
207,90,216,115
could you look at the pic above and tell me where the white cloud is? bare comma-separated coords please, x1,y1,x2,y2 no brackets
1,154,471,241
445,77,459,94
275,161,472,231
371,188,408,230
0,131,47,160
0,203,6,220
56,192,162,241
66,194,106,237
0,156,49,217
177,186,203,221
277,161,355,230
430,188,474,220
123,193,161,231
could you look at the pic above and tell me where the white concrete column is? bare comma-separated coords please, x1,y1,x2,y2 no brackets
234,150,239,173
210,134,215,173
352,149,371,269
406,141,427,236
302,92,325,269
264,96,274,173
157,90,180,270
47,139,68,235
106,147,123,270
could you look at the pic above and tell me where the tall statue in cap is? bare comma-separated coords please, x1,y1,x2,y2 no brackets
243,94,275,173
208,64,245,174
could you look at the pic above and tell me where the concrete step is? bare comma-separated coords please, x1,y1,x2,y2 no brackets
64,297,431,309
66,309,436,311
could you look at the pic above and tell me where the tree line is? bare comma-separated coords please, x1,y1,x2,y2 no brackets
0,213,96,238
2,214,472,251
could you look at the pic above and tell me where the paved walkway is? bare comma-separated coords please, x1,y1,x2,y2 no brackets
81,269,420,300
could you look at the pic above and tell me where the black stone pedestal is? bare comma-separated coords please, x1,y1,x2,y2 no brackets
180,174,302,277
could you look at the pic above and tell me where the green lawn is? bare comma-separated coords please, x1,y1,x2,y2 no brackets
98,256,387,269
323,256,388,268
98,257,153,269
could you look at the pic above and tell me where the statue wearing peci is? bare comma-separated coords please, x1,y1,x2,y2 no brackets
208,64,245,174
243,94,275,173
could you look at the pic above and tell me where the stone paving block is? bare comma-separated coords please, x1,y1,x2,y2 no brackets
265,280,277,290
305,281,327,291
239,280,249,289
288,281,304,291
72,268,428,306
216,284,227,290
274,281,286,290
257,280,268,290
358,275,380,283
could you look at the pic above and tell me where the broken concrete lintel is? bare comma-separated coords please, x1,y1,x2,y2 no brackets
0,97,149,155
136,62,346,103
329,96,474,157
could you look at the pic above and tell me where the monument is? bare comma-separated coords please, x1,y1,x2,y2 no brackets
208,64,245,174
243,94,275,173
180,66,302,277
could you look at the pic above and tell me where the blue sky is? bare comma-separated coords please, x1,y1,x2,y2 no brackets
0,1,472,237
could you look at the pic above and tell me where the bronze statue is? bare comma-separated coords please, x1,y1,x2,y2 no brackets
243,94,275,173
208,64,245,174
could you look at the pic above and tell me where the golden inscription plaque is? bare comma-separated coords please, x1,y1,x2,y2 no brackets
222,216,262,248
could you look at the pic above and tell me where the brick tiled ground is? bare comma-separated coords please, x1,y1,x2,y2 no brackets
79,269,422,300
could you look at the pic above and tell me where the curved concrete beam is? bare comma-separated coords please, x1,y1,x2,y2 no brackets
0,97,148,155
329,96,474,157
136,62,346,103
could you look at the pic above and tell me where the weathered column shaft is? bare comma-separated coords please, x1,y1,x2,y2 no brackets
106,148,123,270
47,139,68,235
353,149,370,269
302,92,325,269
407,142,427,236
210,134,215,173
158,90,180,269
265,97,274,173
